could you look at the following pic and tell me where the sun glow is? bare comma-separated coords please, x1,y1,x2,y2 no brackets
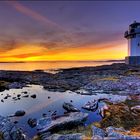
0,42,127,62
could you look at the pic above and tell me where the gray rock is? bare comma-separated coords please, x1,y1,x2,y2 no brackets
8,82,26,89
10,127,26,140
98,104,109,118
84,75,140,96
22,91,28,94
22,95,29,98
63,102,80,112
47,133,84,140
106,126,128,134
76,89,91,95
92,126,107,138
106,126,140,140
1,99,4,102
82,100,98,111
27,118,37,128
39,132,51,140
131,105,140,114
37,112,88,134
92,135,104,140
50,111,57,117
30,94,36,99
0,116,26,140
14,110,26,117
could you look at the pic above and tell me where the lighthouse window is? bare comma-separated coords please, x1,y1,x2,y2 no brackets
132,34,136,38
130,29,135,33
138,43,140,46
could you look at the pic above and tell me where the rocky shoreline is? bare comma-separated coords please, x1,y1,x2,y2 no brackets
0,63,140,140
1,63,140,94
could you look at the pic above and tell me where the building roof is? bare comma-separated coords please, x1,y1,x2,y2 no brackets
129,21,140,28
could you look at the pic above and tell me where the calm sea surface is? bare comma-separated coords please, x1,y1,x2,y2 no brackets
0,61,123,71
0,85,127,138
0,85,103,138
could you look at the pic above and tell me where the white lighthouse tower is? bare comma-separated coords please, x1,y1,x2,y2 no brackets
125,21,140,65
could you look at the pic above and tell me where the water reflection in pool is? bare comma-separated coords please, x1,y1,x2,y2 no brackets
0,85,102,138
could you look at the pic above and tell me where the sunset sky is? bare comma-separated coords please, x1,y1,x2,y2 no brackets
0,1,140,62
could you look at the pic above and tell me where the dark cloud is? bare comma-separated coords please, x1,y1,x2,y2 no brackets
0,1,124,53
0,24,123,54
0,39,19,53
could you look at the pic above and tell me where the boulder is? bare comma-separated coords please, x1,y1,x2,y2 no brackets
63,102,80,112
82,100,98,111
91,135,103,140
0,116,26,140
30,94,36,99
92,126,107,138
22,95,29,98
131,105,140,114
27,118,37,128
39,132,51,140
37,112,88,134
17,94,21,97
50,111,57,116
76,89,91,95
106,126,140,140
14,110,26,117
1,99,4,102
47,133,85,140
4,94,11,100
98,104,109,118
22,91,28,94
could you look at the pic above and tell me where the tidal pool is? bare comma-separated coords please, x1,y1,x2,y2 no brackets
0,85,102,138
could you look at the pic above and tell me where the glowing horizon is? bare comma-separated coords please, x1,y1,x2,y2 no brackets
0,42,127,62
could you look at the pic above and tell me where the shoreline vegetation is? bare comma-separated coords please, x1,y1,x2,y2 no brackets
0,63,140,140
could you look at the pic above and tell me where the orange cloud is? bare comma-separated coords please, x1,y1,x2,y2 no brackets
0,1,127,62
0,41,127,62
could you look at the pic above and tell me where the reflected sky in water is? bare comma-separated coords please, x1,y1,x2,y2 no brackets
0,85,102,138
0,61,123,71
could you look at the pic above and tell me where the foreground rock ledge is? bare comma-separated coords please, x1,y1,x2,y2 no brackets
46,133,85,140
37,112,88,134
0,116,26,140
92,126,140,140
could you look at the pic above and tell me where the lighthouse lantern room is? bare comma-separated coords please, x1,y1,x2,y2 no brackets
125,21,140,65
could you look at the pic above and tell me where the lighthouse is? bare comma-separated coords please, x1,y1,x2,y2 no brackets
125,21,140,65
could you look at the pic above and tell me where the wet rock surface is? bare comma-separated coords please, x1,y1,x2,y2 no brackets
37,112,88,134
8,82,26,89
1,63,140,95
82,100,98,111
46,133,85,140
131,105,140,114
27,118,37,128
1,63,140,139
0,116,26,140
30,94,36,99
63,102,80,112
14,110,26,117
92,126,107,138
91,126,140,140
106,126,140,140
